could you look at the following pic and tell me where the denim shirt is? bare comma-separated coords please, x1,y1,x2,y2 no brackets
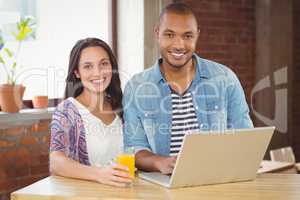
123,54,253,156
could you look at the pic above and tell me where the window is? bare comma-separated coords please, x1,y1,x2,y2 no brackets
0,0,112,100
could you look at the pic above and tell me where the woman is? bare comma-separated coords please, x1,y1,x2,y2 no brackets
50,38,132,187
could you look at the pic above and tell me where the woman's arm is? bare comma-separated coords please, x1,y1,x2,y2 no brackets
50,102,132,187
50,151,133,187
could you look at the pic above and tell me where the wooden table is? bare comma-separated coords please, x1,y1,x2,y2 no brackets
11,174,300,200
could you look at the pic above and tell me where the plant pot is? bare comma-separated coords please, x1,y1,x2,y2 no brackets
32,95,48,109
0,84,25,113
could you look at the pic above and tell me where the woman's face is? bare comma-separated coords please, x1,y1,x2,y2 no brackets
75,46,112,94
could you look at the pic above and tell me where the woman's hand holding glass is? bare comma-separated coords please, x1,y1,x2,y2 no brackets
93,163,133,187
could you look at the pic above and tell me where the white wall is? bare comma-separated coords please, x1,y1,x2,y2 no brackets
0,0,111,99
118,0,144,89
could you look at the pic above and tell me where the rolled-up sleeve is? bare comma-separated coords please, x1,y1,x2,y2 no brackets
123,81,152,154
226,71,254,129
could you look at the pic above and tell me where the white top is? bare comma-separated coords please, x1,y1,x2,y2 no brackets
68,97,123,167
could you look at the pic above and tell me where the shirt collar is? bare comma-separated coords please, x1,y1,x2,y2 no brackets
151,53,210,84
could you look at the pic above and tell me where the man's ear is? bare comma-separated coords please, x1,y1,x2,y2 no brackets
195,28,200,40
154,24,160,39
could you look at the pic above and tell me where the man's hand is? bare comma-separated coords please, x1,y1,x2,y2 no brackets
135,150,177,174
155,156,177,175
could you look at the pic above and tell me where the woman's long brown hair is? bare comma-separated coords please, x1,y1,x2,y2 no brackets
64,38,123,119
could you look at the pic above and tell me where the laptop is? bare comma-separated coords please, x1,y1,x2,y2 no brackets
138,126,275,188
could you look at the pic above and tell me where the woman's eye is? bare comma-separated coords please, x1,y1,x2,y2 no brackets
102,61,110,66
83,65,92,69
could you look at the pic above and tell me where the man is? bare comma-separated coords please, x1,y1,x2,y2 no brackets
123,3,253,175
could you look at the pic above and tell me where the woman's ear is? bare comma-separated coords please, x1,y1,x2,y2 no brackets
74,70,80,79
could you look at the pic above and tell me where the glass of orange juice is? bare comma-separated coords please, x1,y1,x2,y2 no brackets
116,147,135,178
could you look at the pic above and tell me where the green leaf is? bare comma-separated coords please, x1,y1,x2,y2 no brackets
4,48,13,58
0,55,4,64
12,62,16,69
14,17,35,41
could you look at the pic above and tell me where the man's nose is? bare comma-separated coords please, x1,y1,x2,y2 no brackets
172,36,185,49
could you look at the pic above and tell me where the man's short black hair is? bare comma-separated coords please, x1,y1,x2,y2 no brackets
159,2,198,27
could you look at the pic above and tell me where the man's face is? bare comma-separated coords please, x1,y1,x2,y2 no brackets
157,12,199,69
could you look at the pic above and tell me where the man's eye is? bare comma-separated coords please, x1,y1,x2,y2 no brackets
164,33,174,38
184,34,193,39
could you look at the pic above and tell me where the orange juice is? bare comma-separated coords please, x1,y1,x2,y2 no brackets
116,154,135,177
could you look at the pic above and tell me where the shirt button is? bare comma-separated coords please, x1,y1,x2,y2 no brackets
145,113,148,117
215,105,219,110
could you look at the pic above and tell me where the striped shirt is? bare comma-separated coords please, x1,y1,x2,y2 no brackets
170,90,200,156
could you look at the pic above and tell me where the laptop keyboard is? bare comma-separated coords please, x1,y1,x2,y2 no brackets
139,172,171,186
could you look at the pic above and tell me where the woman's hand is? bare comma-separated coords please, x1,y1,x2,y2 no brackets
93,163,133,187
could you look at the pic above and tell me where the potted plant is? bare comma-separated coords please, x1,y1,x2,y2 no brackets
32,95,49,109
0,17,35,112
